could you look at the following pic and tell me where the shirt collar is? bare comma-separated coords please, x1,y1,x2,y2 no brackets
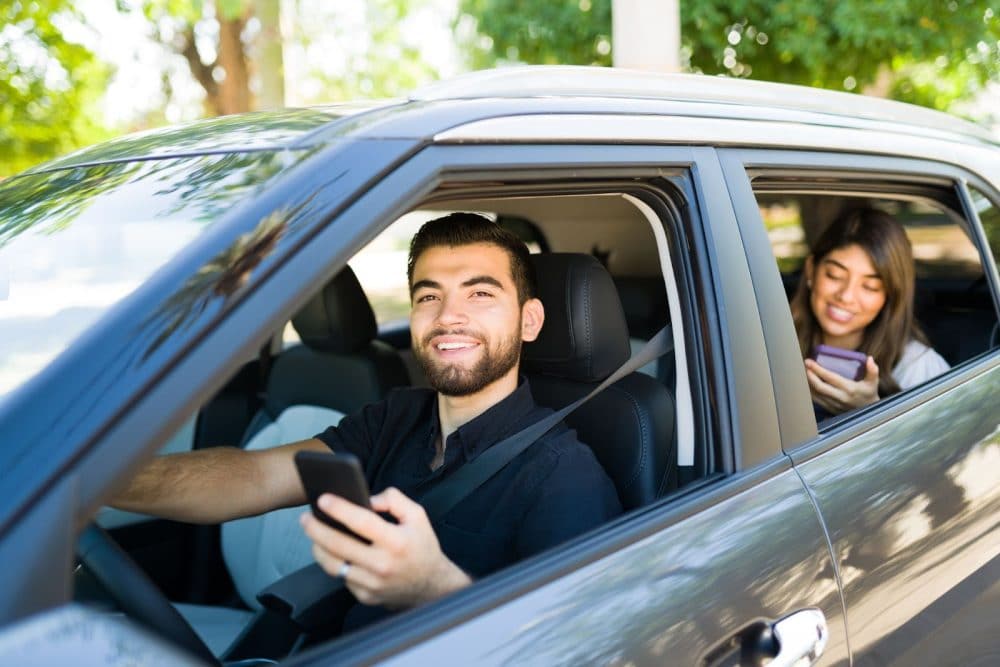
434,377,538,464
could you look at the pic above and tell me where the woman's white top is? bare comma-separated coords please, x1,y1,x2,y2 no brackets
893,340,950,389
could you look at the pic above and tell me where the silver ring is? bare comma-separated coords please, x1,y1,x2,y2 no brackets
337,561,351,579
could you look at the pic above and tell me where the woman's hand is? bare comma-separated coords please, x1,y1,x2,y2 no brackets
805,355,880,415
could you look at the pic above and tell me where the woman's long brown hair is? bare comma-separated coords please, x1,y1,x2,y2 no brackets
790,207,927,396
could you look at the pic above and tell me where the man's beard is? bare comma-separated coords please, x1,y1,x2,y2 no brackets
416,326,522,397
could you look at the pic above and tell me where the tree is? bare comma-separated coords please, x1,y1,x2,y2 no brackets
0,0,110,177
457,0,1000,113
122,0,439,119
129,0,280,117
457,0,612,69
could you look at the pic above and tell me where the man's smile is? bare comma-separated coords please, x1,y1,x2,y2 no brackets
429,335,482,357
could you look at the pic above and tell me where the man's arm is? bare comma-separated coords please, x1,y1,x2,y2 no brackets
111,438,329,524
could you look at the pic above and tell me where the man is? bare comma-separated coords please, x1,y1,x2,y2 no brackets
114,213,622,625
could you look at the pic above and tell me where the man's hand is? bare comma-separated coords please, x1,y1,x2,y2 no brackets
300,487,471,609
805,355,880,415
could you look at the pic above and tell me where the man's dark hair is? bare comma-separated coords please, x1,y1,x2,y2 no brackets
407,213,537,304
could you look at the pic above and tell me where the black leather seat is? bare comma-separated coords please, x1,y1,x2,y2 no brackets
179,266,409,657
523,253,676,510
242,265,410,443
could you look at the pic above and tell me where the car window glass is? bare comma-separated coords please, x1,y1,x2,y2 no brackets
969,185,1000,272
0,152,298,402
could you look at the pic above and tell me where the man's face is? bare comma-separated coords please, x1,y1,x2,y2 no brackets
409,243,536,397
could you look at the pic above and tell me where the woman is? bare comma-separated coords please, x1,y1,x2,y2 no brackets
790,207,949,418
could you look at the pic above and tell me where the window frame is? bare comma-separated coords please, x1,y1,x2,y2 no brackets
245,142,789,660
719,148,1000,459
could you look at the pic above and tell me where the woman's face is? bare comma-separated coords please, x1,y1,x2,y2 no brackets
808,243,887,349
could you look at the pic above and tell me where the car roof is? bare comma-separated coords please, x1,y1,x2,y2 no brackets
412,66,996,145
20,66,996,176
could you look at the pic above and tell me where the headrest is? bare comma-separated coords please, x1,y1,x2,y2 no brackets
523,253,631,382
614,276,669,340
292,266,378,353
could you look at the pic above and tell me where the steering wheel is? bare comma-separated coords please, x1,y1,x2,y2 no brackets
76,523,219,665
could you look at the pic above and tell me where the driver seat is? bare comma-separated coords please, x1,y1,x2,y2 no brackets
175,266,408,656
523,253,677,510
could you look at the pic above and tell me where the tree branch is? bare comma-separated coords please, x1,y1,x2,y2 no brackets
179,26,222,115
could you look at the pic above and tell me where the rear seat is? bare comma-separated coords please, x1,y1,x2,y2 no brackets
915,284,998,366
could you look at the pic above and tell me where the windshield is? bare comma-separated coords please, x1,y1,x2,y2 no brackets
0,150,300,402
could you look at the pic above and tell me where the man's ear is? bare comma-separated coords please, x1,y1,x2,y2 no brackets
520,298,544,342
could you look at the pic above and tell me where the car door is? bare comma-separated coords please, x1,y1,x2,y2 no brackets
0,126,844,664
720,147,1000,665
277,139,848,664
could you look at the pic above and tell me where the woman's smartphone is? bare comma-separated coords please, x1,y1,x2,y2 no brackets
294,451,372,542
810,344,867,381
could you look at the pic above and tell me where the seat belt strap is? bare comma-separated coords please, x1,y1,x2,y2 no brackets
420,324,673,518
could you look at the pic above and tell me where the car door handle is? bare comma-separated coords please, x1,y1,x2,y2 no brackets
769,608,829,667
702,608,828,667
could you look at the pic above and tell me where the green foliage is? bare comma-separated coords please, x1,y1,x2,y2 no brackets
0,0,111,177
459,0,612,69
457,0,1000,112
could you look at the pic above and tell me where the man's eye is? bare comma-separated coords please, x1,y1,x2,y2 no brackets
471,291,494,298
416,294,438,303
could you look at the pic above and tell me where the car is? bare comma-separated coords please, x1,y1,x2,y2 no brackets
1,65,999,666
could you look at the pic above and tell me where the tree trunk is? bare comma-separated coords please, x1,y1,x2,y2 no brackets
216,13,252,115
253,0,285,110
862,64,895,99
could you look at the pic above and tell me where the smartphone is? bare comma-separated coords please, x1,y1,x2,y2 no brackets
294,451,372,543
810,344,867,381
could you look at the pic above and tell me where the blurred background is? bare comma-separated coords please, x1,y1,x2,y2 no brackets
2,0,998,177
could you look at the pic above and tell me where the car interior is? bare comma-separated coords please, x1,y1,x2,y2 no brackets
751,176,1000,373
82,175,999,663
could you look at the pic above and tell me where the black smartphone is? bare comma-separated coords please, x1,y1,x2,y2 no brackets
294,451,372,543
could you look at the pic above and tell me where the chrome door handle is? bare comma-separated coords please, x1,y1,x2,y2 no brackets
769,608,828,667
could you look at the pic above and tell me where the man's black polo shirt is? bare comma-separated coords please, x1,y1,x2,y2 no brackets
313,378,622,579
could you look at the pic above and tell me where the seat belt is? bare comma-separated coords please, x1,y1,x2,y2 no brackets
420,324,674,518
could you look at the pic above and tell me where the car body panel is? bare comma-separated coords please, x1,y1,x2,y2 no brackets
0,605,201,666
301,466,847,666
795,360,1000,664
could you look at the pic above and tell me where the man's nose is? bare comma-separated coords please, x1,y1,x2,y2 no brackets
436,295,468,325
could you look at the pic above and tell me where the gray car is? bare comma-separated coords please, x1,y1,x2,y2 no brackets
1,66,998,666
